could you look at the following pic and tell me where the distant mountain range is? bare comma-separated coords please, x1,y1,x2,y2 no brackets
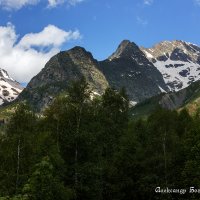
3,39,200,112
0,69,23,105
141,40,200,91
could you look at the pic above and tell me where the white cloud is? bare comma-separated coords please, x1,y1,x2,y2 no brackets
18,25,80,49
47,0,63,7
0,0,39,10
143,0,153,5
0,0,85,10
0,23,82,83
48,0,84,8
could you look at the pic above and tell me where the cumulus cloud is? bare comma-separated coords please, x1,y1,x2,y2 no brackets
143,0,153,5
0,0,85,10
0,0,39,10
0,23,82,83
18,25,80,49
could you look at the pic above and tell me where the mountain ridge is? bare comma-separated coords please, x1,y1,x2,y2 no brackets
141,40,200,92
18,47,109,111
16,39,200,112
99,40,169,102
0,68,23,106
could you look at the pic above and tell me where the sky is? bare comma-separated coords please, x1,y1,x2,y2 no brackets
0,0,200,83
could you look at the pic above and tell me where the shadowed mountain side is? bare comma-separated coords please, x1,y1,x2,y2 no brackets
99,40,168,102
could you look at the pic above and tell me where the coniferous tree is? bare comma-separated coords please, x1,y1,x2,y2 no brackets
0,103,37,195
23,157,73,200
96,87,129,200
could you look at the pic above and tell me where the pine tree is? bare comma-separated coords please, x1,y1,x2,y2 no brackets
0,103,37,195
23,157,73,200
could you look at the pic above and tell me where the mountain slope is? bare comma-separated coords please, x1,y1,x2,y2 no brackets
17,39,200,112
18,47,109,111
141,40,200,92
99,40,169,103
131,80,200,118
0,68,23,105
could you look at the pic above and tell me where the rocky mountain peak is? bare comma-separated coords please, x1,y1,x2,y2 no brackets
142,40,200,62
108,40,141,60
66,46,97,66
141,40,200,92
99,40,169,103
0,68,23,105
19,47,109,111
0,68,14,81
68,46,91,57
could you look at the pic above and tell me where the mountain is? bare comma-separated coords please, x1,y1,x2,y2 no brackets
131,80,200,118
19,40,169,111
18,47,109,111
0,68,23,105
141,40,200,92
99,40,169,104
17,39,200,112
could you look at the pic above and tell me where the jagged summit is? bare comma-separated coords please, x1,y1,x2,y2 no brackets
67,46,91,56
19,48,108,111
99,40,169,103
108,40,141,60
67,46,98,64
141,40,200,91
142,40,200,62
0,68,14,81
69,46,86,51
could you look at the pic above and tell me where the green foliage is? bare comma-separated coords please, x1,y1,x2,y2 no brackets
0,102,19,119
1,79,200,199
23,157,73,200
0,103,38,195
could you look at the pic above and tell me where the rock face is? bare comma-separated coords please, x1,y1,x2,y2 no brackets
0,68,23,105
19,47,109,111
141,40,200,92
99,40,169,102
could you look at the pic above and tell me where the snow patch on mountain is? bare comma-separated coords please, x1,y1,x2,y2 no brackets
154,59,200,91
143,50,153,58
158,86,167,93
0,68,24,105
0,69,14,81
129,101,137,107
141,40,200,92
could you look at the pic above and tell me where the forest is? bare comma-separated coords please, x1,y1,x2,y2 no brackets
0,79,200,200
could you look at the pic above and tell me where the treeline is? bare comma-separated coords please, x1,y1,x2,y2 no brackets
0,79,200,200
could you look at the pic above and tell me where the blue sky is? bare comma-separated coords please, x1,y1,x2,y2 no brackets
0,0,200,82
